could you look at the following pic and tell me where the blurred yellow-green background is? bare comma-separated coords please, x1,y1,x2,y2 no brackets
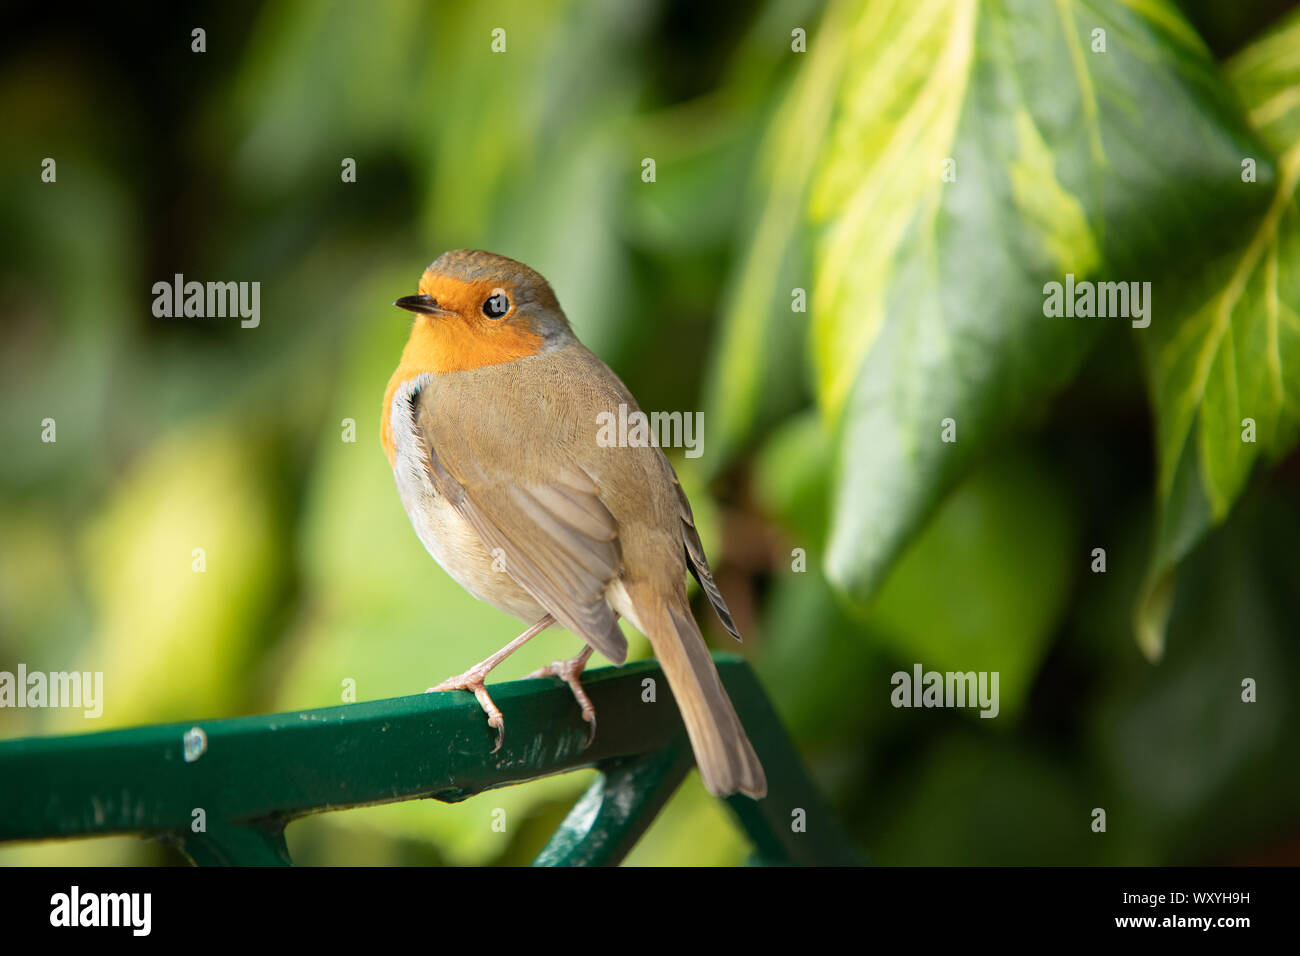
4,0,1300,865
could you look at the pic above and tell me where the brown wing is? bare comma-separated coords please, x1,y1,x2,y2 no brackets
412,390,629,664
669,471,741,641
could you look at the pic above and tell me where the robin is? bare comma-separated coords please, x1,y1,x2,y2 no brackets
381,250,766,799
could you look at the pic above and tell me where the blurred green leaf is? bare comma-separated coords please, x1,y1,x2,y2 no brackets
229,0,426,196
756,568,887,748
79,422,287,729
0,507,90,739
868,448,1076,720
756,436,1073,726
755,416,1073,721
1136,9,1300,658
1092,491,1300,862
871,734,1099,865
701,10,828,469
752,408,834,548
0,76,132,491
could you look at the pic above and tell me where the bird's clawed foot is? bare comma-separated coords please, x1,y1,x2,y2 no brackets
427,666,507,753
426,614,555,754
525,646,597,746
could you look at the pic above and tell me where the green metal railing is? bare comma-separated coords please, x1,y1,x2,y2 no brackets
0,654,862,865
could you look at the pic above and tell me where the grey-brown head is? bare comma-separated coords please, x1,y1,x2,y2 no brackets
394,249,574,349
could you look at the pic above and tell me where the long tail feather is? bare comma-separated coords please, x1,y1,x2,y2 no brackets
645,603,767,799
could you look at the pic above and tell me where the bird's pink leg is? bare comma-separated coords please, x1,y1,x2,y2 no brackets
525,645,597,746
427,613,554,753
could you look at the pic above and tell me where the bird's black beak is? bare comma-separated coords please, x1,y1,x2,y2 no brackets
393,294,452,316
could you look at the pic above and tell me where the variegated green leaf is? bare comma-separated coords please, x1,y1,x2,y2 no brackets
1135,9,1300,658
824,0,1273,604
710,0,1273,605
702,1,853,468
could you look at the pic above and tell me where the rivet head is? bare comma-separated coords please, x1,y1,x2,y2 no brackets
182,727,208,763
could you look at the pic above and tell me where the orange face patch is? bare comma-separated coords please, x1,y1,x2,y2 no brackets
408,273,543,373
380,274,544,466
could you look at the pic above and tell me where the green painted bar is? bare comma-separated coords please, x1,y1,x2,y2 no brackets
0,655,863,866
533,746,695,866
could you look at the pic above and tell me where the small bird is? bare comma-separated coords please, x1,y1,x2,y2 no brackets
381,250,766,799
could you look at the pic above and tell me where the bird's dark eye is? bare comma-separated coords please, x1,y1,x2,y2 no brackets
482,290,510,319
